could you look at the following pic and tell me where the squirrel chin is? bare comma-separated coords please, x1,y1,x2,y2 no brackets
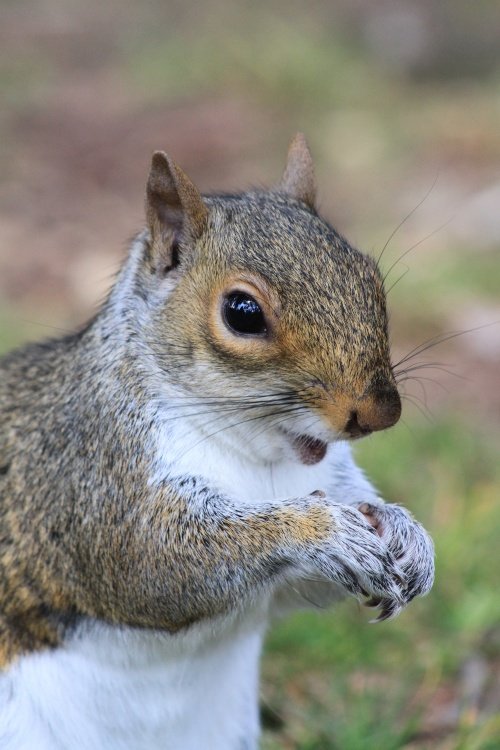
282,431,328,465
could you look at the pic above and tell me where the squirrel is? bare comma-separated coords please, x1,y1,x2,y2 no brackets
0,134,434,750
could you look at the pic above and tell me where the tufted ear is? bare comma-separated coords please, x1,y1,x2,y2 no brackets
145,151,208,273
277,132,316,209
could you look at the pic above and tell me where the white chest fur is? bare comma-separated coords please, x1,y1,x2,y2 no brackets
153,411,335,506
0,615,266,750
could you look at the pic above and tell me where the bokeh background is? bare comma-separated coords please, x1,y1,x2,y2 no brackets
1,1,500,747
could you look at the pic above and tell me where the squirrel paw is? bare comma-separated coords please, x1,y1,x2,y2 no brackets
357,502,435,609
305,503,407,621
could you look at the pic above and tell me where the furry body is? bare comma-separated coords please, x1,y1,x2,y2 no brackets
0,139,434,748
0,405,376,750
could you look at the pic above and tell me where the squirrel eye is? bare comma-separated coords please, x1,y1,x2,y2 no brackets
222,292,267,336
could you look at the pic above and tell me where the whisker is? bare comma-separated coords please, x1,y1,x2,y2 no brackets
392,322,499,370
171,405,308,463
385,265,409,296
242,408,317,450
382,215,454,286
376,173,439,267
18,319,76,334
395,362,468,381
155,396,304,424
284,581,327,609
404,375,429,408
161,393,303,406
400,392,434,423
395,374,450,394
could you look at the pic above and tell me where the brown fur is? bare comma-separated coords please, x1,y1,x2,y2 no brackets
0,135,403,667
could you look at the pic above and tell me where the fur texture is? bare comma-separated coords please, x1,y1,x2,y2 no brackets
0,136,434,748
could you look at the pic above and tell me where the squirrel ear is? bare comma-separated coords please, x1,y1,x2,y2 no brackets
277,133,316,209
145,151,208,272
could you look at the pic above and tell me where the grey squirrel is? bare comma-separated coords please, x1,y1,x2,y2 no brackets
0,134,434,750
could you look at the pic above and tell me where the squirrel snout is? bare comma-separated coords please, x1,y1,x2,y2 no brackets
343,388,401,438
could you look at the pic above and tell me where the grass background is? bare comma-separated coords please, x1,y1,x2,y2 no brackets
1,1,499,747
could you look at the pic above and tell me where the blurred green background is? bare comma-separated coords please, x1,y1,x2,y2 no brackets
1,1,500,747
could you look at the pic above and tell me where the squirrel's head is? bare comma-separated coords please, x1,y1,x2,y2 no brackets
138,134,401,465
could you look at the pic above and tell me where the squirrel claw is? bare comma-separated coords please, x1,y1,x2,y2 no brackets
357,501,435,605
370,598,403,623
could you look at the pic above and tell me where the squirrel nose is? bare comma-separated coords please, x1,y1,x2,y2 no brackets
344,410,373,438
344,388,401,438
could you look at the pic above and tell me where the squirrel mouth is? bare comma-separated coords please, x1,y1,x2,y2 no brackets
282,431,328,465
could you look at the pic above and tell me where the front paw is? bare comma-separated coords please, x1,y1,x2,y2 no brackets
357,502,434,604
306,504,407,621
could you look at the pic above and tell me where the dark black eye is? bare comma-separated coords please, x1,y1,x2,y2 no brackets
223,292,267,336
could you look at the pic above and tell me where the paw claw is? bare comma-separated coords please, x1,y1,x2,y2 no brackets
364,596,381,608
356,501,435,604
371,598,404,623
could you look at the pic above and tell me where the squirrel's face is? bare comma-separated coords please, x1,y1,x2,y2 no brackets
144,138,401,465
